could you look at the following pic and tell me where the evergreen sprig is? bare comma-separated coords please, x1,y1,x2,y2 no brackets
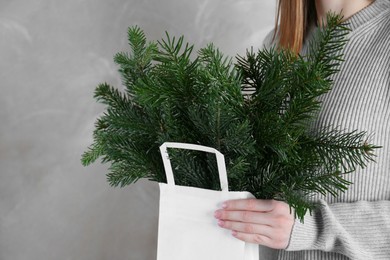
81,12,381,221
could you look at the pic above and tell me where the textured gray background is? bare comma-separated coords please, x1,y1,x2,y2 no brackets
0,1,276,259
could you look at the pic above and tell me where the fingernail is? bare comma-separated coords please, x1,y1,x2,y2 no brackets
232,230,237,236
214,210,221,218
217,220,224,227
222,202,227,209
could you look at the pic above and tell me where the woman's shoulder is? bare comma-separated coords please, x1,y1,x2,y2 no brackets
262,27,279,50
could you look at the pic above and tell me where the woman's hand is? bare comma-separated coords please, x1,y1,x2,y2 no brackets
214,199,295,249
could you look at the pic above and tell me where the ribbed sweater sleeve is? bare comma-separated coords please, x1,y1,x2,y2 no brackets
285,200,390,259
261,1,390,259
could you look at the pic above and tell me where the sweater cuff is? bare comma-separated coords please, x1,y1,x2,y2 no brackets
285,210,319,251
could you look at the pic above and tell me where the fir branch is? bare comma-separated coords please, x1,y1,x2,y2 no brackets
81,142,104,166
114,26,158,94
308,12,352,79
82,13,381,222
94,82,129,108
304,126,381,173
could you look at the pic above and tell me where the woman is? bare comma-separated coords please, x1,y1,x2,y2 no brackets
214,0,390,259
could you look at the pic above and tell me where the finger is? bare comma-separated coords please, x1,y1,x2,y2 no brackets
232,231,287,249
222,199,274,212
218,219,273,238
232,231,273,247
215,210,273,226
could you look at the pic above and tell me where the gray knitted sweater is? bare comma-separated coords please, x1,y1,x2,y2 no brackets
260,0,390,259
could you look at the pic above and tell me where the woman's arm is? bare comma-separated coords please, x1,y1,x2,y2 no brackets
214,198,390,259
286,199,390,259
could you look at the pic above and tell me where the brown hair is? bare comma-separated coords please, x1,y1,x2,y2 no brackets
273,0,318,54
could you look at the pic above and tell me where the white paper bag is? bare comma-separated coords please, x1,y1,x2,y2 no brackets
157,142,259,260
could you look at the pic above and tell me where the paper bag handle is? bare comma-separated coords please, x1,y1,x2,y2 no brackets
159,142,229,192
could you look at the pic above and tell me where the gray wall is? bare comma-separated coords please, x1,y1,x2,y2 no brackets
0,1,276,259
